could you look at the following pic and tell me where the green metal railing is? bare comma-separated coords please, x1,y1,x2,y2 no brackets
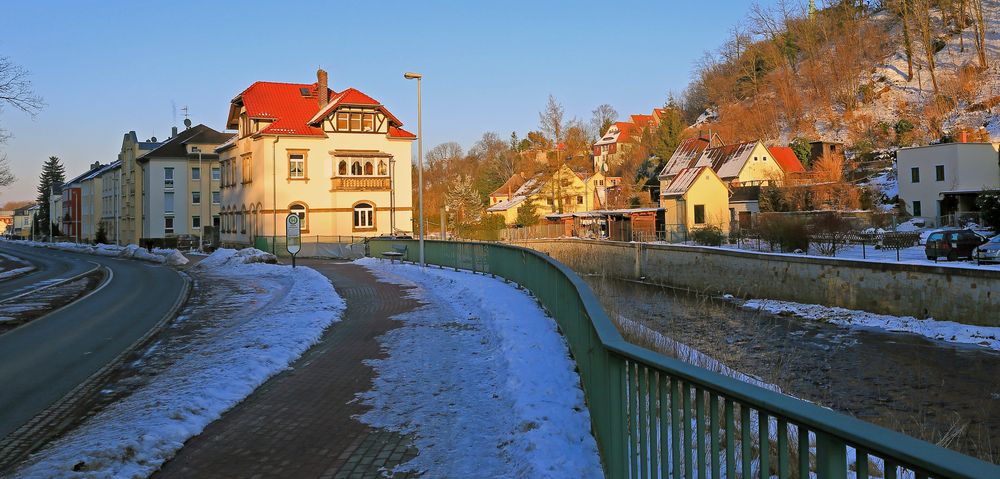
368,239,1000,479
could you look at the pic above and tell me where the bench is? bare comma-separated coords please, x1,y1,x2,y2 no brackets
381,244,407,263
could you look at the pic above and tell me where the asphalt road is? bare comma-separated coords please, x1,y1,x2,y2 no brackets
0,242,187,440
0,244,96,302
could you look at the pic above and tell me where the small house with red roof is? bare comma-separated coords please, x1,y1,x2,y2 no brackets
767,146,806,174
217,69,416,246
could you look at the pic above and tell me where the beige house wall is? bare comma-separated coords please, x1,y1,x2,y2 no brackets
220,128,414,245
660,168,730,233
736,143,785,185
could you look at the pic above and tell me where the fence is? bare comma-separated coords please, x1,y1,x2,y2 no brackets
254,235,367,259
368,239,999,478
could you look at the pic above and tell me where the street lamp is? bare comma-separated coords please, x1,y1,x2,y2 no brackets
404,71,425,267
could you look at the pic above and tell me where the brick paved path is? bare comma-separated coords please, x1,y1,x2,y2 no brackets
153,260,420,479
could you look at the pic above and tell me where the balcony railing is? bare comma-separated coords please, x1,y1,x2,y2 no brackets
367,239,1000,479
331,176,390,191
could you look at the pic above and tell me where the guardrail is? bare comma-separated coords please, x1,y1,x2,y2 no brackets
368,239,1000,478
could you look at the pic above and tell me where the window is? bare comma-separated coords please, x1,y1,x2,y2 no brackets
164,192,175,213
935,165,944,181
694,204,706,224
364,162,374,175
242,154,253,183
353,203,374,229
165,216,174,234
192,191,201,204
350,113,362,131
213,215,220,228
336,113,349,130
192,216,201,229
212,191,220,204
164,167,174,188
290,203,307,230
289,152,306,179
576,195,584,205
351,161,362,175
212,167,220,181
192,167,201,181
378,160,387,175
362,113,375,132
339,161,348,176
912,200,922,216
911,167,920,183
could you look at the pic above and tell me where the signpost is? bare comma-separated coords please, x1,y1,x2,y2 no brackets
286,213,301,268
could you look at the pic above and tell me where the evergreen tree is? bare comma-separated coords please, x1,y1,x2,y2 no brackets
35,156,65,236
790,138,812,169
95,222,108,244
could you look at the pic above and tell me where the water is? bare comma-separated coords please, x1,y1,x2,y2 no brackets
585,276,1000,463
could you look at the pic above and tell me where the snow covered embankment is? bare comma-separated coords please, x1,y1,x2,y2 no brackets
12,248,344,478
11,239,188,266
356,257,603,478
0,252,35,279
741,298,1000,352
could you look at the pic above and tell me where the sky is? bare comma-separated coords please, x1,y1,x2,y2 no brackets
0,0,777,202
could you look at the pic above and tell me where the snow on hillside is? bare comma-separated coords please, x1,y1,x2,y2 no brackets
857,0,1000,142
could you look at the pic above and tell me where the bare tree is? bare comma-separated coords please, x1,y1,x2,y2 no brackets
0,154,13,189
0,56,45,143
590,104,618,140
538,94,565,145
912,0,939,94
969,0,988,68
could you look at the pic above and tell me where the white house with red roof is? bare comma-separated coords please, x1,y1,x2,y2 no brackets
217,69,415,247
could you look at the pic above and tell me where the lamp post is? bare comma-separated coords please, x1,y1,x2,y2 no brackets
404,71,425,266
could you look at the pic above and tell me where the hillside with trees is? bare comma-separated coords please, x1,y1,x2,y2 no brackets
679,0,1000,153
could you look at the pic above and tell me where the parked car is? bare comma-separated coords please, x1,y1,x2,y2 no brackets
925,229,988,261
974,235,1000,264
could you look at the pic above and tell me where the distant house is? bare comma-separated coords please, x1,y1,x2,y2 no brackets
139,124,233,242
659,166,731,234
592,122,638,173
0,210,12,236
767,146,806,175
489,173,528,206
118,131,164,245
487,165,592,225
658,137,712,182
77,162,119,242
809,140,842,164
896,142,1000,225
12,204,38,238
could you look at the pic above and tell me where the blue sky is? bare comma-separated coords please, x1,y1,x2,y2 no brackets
0,0,775,201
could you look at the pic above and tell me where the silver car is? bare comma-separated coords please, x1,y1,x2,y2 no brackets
975,235,1000,264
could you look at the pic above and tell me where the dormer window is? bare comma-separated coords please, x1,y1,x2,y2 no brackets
335,111,380,132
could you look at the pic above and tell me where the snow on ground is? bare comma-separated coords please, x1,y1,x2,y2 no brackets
8,240,189,266
719,241,1000,271
741,298,1000,352
0,251,36,279
12,248,345,478
356,257,603,478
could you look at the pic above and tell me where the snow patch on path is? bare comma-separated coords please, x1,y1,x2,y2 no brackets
742,298,1000,351
12,249,345,478
8,240,189,266
356,257,603,478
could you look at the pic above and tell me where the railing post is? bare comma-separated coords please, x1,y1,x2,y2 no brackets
815,431,847,479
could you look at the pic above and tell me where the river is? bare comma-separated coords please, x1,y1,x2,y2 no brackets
584,276,1000,463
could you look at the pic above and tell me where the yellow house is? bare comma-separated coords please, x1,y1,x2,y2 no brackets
659,166,731,234
487,164,591,225
218,69,415,246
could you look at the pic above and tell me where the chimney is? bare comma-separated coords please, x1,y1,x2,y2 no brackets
317,68,329,108
960,130,968,143
171,126,178,138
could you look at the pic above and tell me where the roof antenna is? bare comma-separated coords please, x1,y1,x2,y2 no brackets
181,106,191,129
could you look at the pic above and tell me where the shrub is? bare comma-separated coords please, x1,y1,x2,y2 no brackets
95,223,108,245
975,190,1000,232
756,214,809,253
691,225,725,246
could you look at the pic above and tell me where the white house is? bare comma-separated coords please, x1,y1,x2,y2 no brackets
897,142,1000,225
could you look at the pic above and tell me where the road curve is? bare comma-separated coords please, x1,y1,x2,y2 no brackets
0,242,187,440
0,244,95,302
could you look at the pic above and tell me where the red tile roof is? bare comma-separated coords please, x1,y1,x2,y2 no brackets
490,173,527,198
231,81,408,138
767,146,806,173
630,114,654,128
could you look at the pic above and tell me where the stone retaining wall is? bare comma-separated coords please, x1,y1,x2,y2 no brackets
514,239,1000,326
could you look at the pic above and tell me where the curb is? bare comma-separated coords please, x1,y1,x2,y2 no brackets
0,268,192,474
